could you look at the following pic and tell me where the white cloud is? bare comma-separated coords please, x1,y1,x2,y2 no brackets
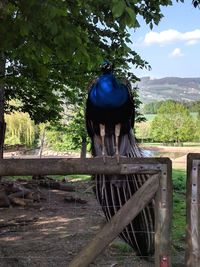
144,29,200,46
186,40,199,46
170,48,183,58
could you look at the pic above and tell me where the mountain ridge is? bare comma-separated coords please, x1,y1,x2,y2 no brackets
136,76,200,103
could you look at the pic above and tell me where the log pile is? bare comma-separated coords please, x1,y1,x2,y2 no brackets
0,175,76,208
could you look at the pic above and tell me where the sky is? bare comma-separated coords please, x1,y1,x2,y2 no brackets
130,1,200,78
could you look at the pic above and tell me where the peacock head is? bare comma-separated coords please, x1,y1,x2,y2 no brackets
100,60,113,74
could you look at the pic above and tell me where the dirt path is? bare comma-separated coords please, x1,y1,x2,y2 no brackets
141,145,200,170
0,179,157,267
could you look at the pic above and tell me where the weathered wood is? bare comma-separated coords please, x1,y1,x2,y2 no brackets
9,196,33,206
80,137,87,159
0,217,38,228
8,189,31,199
64,196,87,204
68,174,159,267
0,157,169,176
0,52,6,160
0,181,44,205
38,179,75,191
185,154,200,267
0,190,10,207
155,161,173,267
38,127,45,158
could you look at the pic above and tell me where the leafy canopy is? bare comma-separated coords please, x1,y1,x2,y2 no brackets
0,0,178,123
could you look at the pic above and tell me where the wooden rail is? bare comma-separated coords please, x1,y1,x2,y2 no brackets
0,157,170,176
0,157,173,267
186,153,200,267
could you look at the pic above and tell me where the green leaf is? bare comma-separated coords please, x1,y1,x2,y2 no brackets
125,7,136,27
20,24,30,37
112,1,126,18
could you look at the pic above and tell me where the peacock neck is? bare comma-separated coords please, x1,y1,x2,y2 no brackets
89,73,129,108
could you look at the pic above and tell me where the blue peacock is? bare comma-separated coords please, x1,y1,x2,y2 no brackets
86,60,155,256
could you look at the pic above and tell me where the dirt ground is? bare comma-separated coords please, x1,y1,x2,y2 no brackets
0,178,158,267
0,176,186,267
143,145,200,170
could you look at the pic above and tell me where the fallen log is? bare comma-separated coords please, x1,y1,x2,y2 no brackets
0,182,42,207
0,216,39,228
8,189,31,199
0,190,10,207
64,196,87,204
39,180,75,192
8,196,33,206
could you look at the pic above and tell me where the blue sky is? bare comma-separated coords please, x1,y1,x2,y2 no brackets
130,1,200,78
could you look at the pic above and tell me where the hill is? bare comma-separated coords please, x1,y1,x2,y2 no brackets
136,77,200,104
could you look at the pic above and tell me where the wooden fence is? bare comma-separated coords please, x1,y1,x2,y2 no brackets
186,153,200,267
0,157,173,267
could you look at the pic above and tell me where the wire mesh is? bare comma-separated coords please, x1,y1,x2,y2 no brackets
0,175,159,267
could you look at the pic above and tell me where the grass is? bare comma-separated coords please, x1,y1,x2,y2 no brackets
172,168,186,248
66,174,91,181
3,174,91,182
110,240,133,254
3,175,32,181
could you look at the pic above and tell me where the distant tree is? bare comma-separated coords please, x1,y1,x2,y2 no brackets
143,100,183,114
194,112,200,141
186,100,200,113
143,101,165,114
5,112,38,146
135,121,151,142
150,101,195,145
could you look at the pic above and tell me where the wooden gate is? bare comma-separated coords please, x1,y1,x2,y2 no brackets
0,157,173,267
186,153,200,267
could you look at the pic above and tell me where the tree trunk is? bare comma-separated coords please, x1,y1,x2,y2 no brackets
38,127,45,158
80,136,87,158
0,52,6,161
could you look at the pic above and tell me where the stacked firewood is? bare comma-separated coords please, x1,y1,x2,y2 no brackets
0,176,75,208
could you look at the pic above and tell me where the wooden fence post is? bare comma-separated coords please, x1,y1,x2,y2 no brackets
155,160,173,267
186,153,200,267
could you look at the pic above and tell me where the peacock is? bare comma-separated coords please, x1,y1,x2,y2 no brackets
85,60,155,257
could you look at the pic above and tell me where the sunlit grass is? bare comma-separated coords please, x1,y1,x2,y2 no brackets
4,174,91,182
172,168,186,248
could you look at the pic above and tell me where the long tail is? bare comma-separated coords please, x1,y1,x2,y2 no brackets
92,130,155,256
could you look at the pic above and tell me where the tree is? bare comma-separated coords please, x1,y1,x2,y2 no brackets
135,121,151,142
194,112,200,141
2,0,177,156
0,0,198,157
143,101,169,114
5,111,38,146
150,100,195,145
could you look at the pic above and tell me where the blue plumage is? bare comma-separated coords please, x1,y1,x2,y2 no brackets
89,73,129,108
